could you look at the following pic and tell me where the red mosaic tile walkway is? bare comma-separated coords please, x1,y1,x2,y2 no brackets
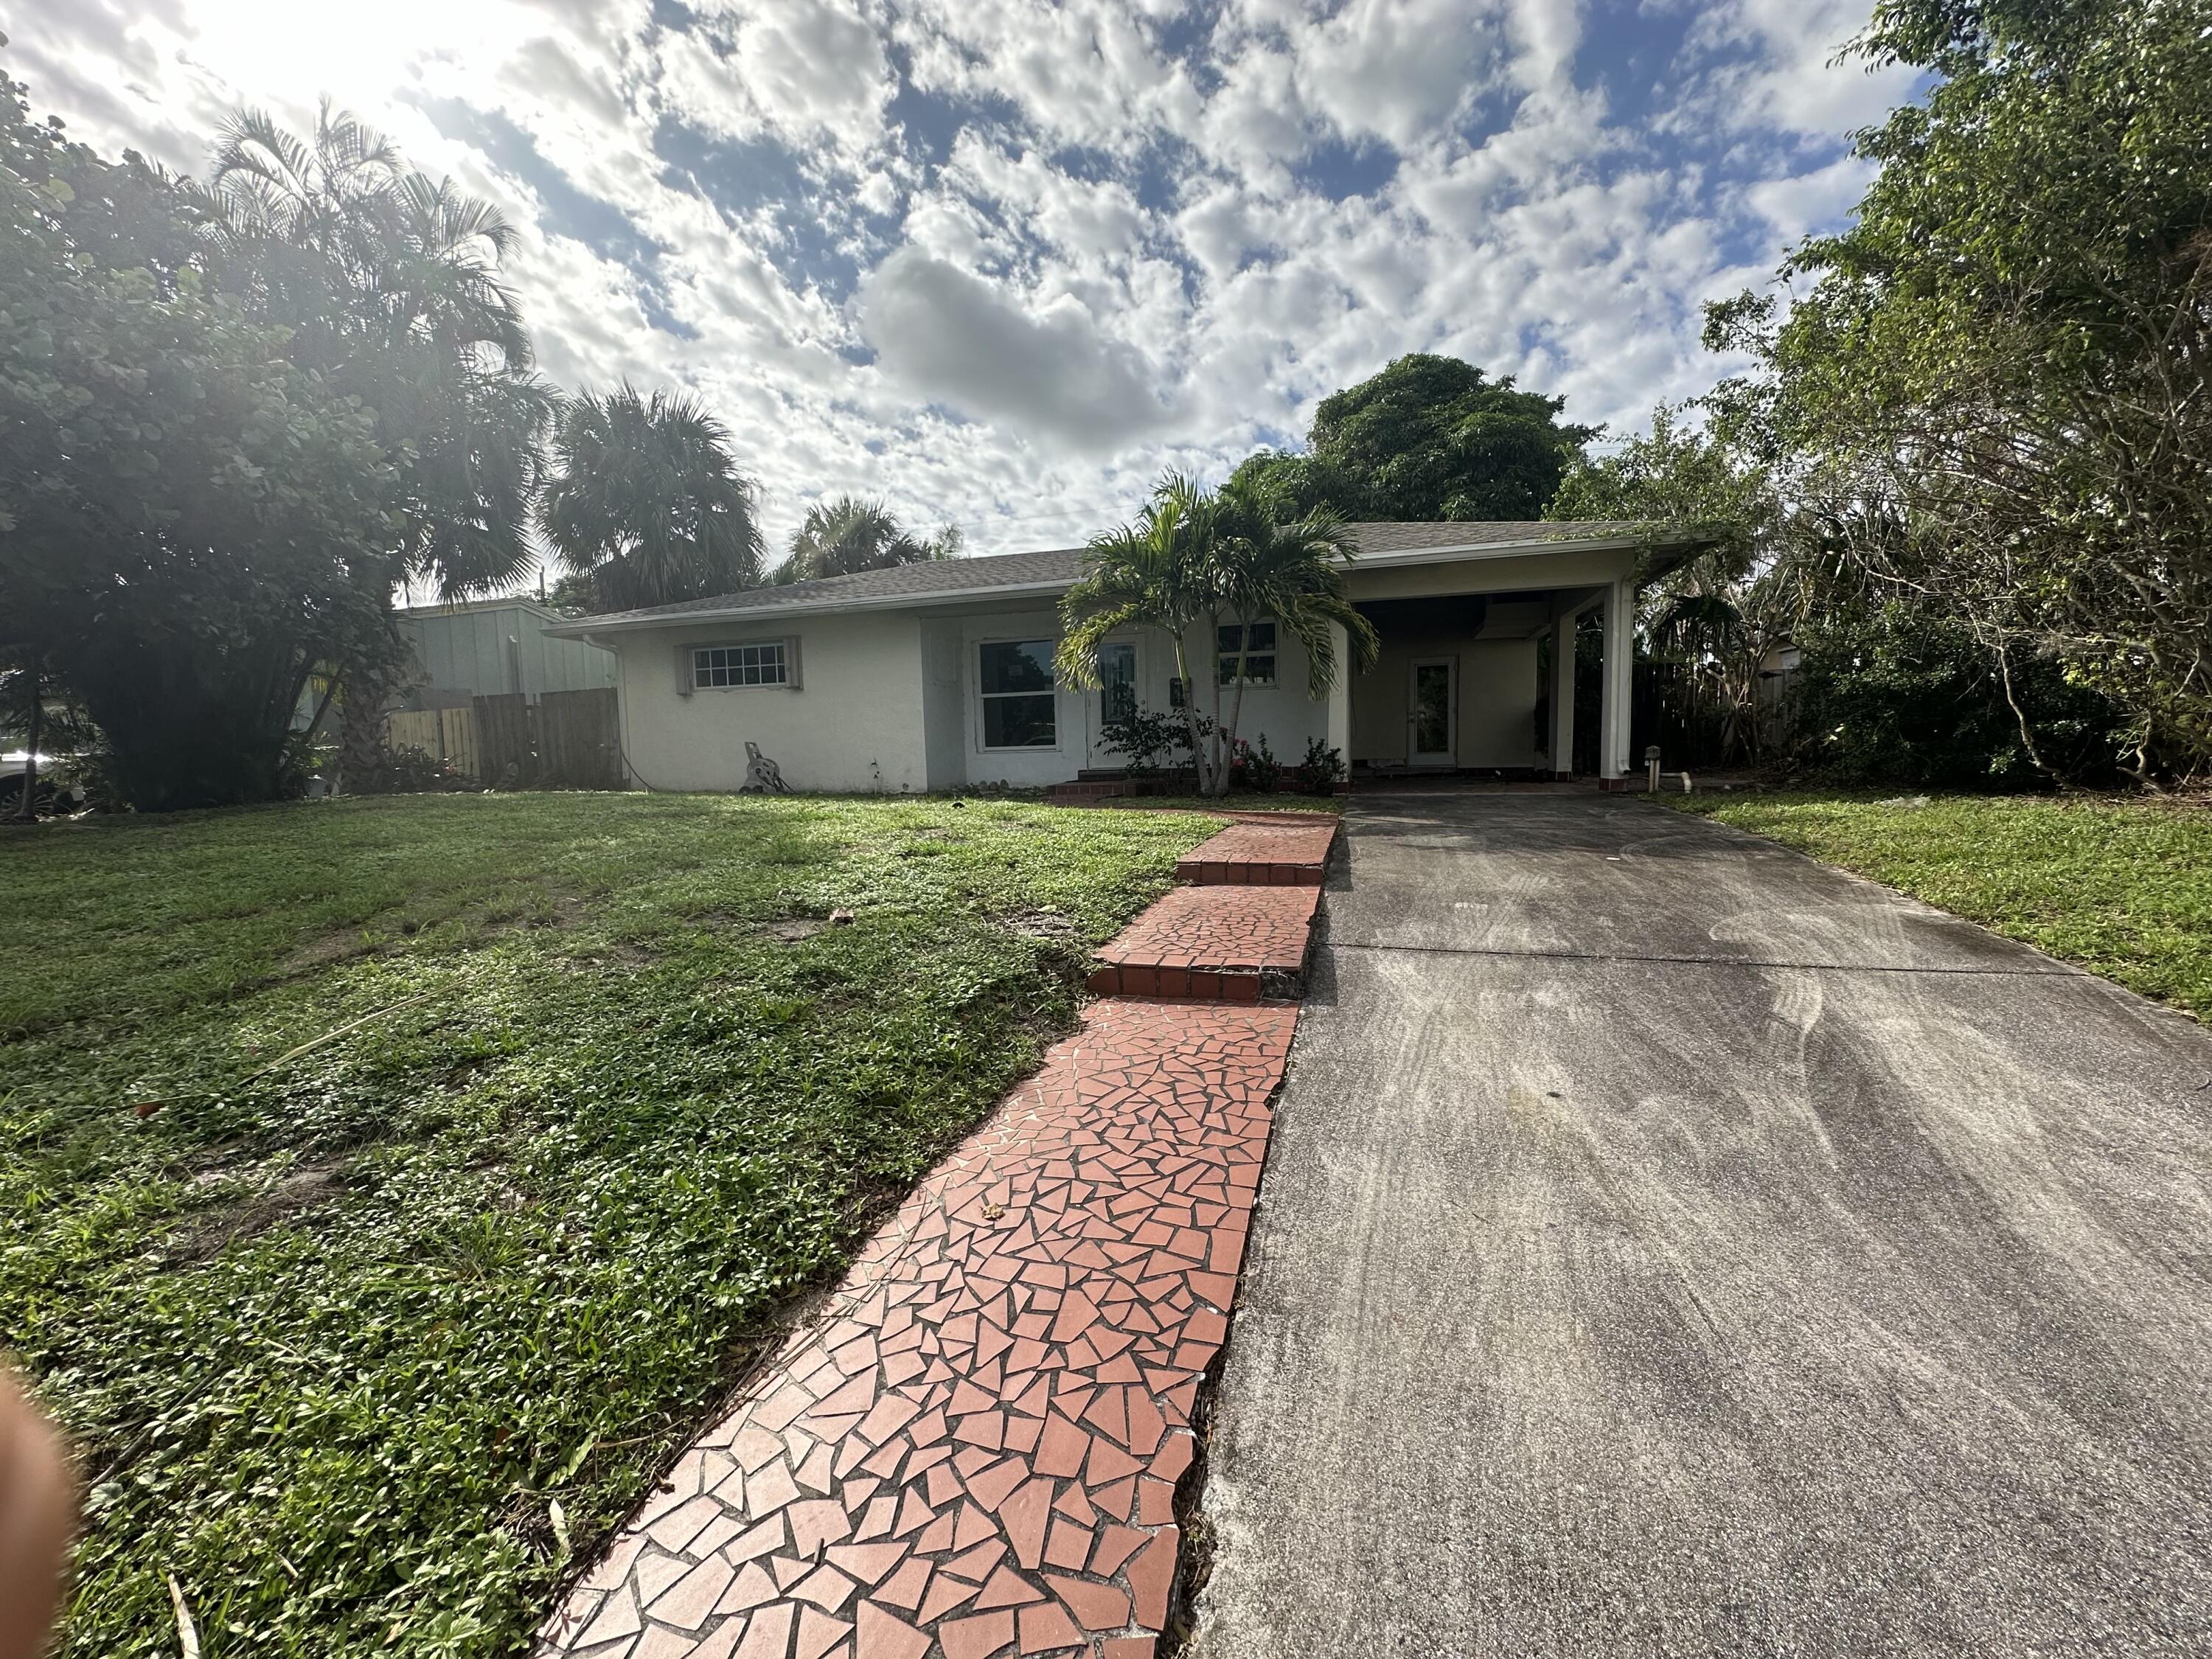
537,995,1299,1659
1172,822,1338,888
1085,886,1320,1002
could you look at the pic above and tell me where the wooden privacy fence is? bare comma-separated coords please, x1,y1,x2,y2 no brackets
383,706,481,780
536,689,622,789
383,688,622,790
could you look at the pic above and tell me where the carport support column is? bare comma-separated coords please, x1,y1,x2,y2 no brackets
1326,620,1352,771
1547,613,1576,780
1599,577,1634,784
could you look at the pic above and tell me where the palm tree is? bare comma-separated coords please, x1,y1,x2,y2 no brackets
379,172,533,369
204,104,529,371
775,496,963,584
541,386,765,612
1059,474,1224,787
1060,473,1376,796
200,104,549,787
1207,476,1378,787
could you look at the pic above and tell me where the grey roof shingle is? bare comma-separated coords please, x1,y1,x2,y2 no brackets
552,520,1703,630
566,546,1088,626
1346,518,1652,554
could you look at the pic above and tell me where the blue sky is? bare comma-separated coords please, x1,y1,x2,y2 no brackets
14,0,1911,563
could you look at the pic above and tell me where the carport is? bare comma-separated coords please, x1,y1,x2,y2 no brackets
1321,522,1714,785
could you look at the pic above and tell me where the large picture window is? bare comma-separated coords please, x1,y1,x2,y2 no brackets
979,640,1057,748
1217,622,1277,686
693,641,788,689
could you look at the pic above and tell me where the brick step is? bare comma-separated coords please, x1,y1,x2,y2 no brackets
1173,820,1339,886
1046,779,1130,803
1088,883,1321,1001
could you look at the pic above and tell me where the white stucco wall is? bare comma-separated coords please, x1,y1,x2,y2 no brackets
931,609,1327,787
1175,636,1332,771
918,616,967,790
602,604,1340,793
1349,637,1543,769
611,611,931,793
586,543,1640,793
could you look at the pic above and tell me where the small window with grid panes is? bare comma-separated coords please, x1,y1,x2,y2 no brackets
693,641,788,688
1216,622,1276,686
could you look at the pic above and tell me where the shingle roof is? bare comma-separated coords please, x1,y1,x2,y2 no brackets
568,546,1088,627
548,520,1708,633
1347,518,1652,554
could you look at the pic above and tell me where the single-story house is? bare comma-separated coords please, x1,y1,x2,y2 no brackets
543,521,1718,793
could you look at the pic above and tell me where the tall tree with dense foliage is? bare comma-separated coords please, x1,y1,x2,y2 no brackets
1232,354,1596,522
773,495,962,584
1060,473,1376,796
540,386,765,611
1713,0,2212,782
1547,398,2124,779
1548,403,1800,765
199,105,554,787
0,56,399,809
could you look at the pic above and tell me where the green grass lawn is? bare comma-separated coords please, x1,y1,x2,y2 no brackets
1666,791,2212,1018
0,792,1221,1658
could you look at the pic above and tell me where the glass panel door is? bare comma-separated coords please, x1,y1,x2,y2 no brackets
1411,658,1455,764
1091,641,1138,768
1099,642,1137,726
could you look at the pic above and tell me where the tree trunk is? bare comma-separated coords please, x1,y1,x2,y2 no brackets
1217,613,1252,798
337,661,393,795
1990,630,2071,789
15,658,39,823
1171,630,1213,795
1206,612,1228,797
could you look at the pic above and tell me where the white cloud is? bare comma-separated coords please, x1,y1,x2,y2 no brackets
1746,153,1875,244
854,248,1178,453
1683,0,1917,138
671,0,892,159
1290,0,1500,150
7,0,1910,556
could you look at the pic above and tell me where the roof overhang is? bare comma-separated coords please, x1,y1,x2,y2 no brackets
542,527,1724,641
542,577,1080,639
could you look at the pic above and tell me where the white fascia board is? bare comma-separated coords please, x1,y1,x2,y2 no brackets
1348,534,1647,571
540,577,1078,639
542,534,1684,640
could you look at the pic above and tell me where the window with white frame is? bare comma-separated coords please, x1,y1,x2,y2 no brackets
692,641,789,689
1217,622,1277,686
978,640,1057,748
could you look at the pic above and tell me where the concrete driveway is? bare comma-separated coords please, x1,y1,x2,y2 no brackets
1191,790,2212,1658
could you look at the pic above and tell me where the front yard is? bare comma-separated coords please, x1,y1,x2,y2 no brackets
0,793,1220,1658
1667,791,2212,1019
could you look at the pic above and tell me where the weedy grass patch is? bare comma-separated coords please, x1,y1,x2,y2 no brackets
0,791,1220,1657
1666,791,2212,1018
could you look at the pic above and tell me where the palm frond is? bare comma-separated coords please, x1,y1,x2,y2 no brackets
540,385,764,609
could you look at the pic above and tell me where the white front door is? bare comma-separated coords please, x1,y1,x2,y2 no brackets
1086,640,1139,769
1409,657,1456,767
